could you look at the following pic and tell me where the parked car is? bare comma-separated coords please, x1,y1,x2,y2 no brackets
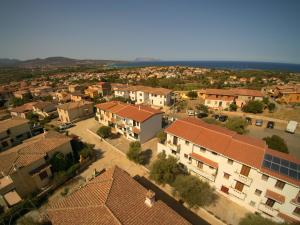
255,119,263,126
59,122,74,130
197,112,208,118
219,115,228,122
286,120,298,134
245,117,252,125
213,114,219,120
187,110,195,116
267,121,275,129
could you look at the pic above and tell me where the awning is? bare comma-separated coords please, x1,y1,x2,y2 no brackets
190,152,218,169
265,189,285,204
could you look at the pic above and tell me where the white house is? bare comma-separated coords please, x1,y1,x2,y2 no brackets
95,101,163,143
157,117,300,224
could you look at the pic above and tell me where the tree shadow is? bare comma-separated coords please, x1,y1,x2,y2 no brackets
133,175,210,225
139,149,152,165
109,133,121,140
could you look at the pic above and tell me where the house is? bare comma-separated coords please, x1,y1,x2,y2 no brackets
113,85,173,107
32,102,57,118
70,92,87,102
202,89,264,109
0,118,31,152
96,101,163,143
10,102,37,119
55,92,71,103
158,117,300,223
31,86,53,97
47,166,191,225
68,84,81,93
13,90,31,99
57,101,94,123
274,85,300,104
0,132,72,208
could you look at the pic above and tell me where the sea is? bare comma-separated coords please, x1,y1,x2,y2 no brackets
112,61,300,73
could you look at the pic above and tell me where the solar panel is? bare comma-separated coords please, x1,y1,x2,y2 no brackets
262,154,300,181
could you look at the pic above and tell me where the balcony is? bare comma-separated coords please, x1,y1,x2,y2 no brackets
234,171,253,186
167,141,181,153
190,167,216,182
229,187,247,200
258,203,279,217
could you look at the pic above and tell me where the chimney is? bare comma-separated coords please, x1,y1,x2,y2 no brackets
145,190,155,207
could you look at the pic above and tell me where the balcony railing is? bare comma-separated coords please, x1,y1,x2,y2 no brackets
258,203,279,217
190,167,216,182
234,171,253,186
167,141,181,152
229,187,247,200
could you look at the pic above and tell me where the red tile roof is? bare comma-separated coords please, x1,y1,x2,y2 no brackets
278,212,300,223
96,101,163,122
190,152,218,168
204,88,263,97
47,166,191,225
265,189,285,204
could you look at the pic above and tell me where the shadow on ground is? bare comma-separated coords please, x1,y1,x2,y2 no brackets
140,149,152,166
134,175,210,225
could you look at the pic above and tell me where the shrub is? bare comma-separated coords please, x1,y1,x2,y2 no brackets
187,91,198,99
268,102,276,112
97,126,112,138
156,130,167,144
127,141,143,164
196,104,208,114
172,174,217,208
229,102,238,111
225,117,248,134
242,100,264,114
50,152,68,172
149,152,181,185
263,135,289,153
239,213,290,225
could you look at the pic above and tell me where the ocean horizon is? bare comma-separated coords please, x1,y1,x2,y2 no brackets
113,60,300,73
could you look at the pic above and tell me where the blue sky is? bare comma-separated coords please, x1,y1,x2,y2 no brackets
0,0,299,63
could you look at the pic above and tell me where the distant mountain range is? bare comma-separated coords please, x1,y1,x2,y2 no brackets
0,57,124,68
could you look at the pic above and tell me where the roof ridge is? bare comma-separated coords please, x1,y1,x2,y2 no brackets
104,205,122,225
48,204,105,211
103,167,117,205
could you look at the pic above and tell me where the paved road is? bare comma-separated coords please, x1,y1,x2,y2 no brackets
247,126,300,159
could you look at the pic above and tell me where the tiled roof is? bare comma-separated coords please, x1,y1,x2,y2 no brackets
204,88,263,97
0,118,29,133
47,166,191,225
33,101,55,110
10,102,37,113
57,101,93,111
206,95,234,101
96,101,163,122
0,132,71,176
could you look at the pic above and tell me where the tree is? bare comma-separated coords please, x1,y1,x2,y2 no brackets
18,216,51,225
225,117,248,134
263,135,289,153
229,102,238,111
127,141,143,164
186,91,198,99
268,102,276,112
262,97,269,105
156,130,167,144
242,100,264,114
172,174,217,208
196,104,208,114
97,126,112,138
149,152,181,185
239,213,290,225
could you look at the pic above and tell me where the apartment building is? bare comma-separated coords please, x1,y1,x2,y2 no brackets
84,82,111,98
200,88,264,109
47,166,190,225
57,100,94,123
158,117,300,223
32,101,57,118
0,118,31,152
113,84,172,107
10,102,37,119
0,132,72,208
96,101,163,143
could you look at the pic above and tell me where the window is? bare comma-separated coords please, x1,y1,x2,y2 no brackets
211,151,218,155
294,207,300,216
266,198,275,207
235,181,244,192
173,136,178,145
209,166,214,169
200,147,206,152
139,93,142,96
185,140,189,145
227,159,234,165
255,189,262,196
249,201,256,207
1,141,9,148
184,154,188,158
275,180,285,190
171,150,177,155
223,173,230,179
39,171,48,180
240,165,251,177
197,161,203,169
261,174,269,181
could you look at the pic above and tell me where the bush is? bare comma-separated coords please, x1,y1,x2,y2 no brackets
156,130,167,144
196,104,208,114
149,152,181,185
263,135,289,153
172,174,217,208
229,102,238,111
127,141,143,164
239,213,290,225
50,152,69,172
225,117,248,134
97,126,112,138
187,91,198,99
242,100,264,114
268,102,276,112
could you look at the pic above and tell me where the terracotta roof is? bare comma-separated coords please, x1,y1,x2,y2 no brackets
47,166,191,225
206,95,234,101
57,101,93,111
204,88,263,97
233,89,263,97
278,212,300,223
33,101,55,110
265,189,285,204
190,152,218,168
0,118,29,133
96,101,163,122
0,132,71,176
10,102,37,113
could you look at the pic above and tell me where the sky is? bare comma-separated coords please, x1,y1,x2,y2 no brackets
0,0,299,64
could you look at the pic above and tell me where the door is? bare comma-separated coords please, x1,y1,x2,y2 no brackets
266,198,275,207
235,181,244,192
221,185,229,194
240,165,251,177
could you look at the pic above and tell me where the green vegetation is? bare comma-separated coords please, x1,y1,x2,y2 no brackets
50,152,74,172
225,117,248,134
242,100,264,114
229,102,238,111
127,141,143,164
263,135,289,153
239,213,290,225
97,126,112,138
186,91,198,99
149,152,181,185
196,104,209,113
156,130,167,144
172,174,217,208
268,102,276,112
